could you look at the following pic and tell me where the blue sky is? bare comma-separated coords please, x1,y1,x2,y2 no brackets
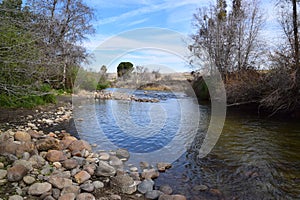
83,0,279,73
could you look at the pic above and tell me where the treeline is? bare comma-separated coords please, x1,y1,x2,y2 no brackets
0,0,94,107
189,0,300,117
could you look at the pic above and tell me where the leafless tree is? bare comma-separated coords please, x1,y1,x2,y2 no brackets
189,0,265,82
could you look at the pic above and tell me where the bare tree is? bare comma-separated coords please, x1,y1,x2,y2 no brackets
189,0,265,82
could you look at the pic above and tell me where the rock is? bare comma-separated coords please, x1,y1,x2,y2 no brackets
44,196,55,200
53,162,62,168
130,172,140,181
68,140,92,153
74,170,91,184
8,195,23,200
110,174,136,194
82,165,95,176
0,179,7,186
27,130,43,139
172,195,187,200
72,156,86,166
61,136,77,149
93,181,104,189
13,160,33,171
157,162,172,172
95,161,116,177
141,169,159,179
28,155,45,169
140,161,149,169
110,194,121,200
209,188,222,196
59,193,76,200
0,162,4,169
99,152,110,161
80,181,95,192
109,156,123,168
52,188,61,199
76,193,95,200
22,152,30,160
193,184,208,191
0,169,7,179
7,165,28,182
46,150,67,162
28,182,52,196
159,184,173,195
23,175,35,185
145,190,164,199
61,185,80,196
137,179,154,194
36,137,60,151
14,131,31,142
62,159,79,169
48,176,73,189
158,194,173,200
129,167,138,172
116,148,130,160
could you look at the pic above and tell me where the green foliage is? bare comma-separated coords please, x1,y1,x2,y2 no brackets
117,62,134,77
192,77,210,100
96,82,110,90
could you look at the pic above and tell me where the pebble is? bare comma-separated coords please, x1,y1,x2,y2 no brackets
59,193,76,200
138,179,155,194
74,170,91,184
8,195,23,200
93,180,104,189
0,169,7,179
80,181,95,192
28,182,52,196
7,165,28,182
76,193,95,200
23,175,36,185
159,184,173,195
145,190,164,199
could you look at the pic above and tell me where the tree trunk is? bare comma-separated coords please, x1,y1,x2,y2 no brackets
292,0,299,69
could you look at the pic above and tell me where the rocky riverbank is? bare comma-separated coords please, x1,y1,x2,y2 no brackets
0,96,187,200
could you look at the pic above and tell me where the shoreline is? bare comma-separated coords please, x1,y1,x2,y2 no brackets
0,95,187,200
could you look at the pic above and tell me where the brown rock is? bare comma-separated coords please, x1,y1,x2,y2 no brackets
59,193,76,200
141,169,160,179
36,138,60,151
46,150,67,162
74,170,91,184
68,140,92,153
61,136,77,149
62,159,78,169
172,195,187,200
158,194,173,200
83,164,96,176
28,182,52,196
7,164,28,182
48,176,73,189
14,131,31,142
61,185,80,196
76,193,95,200
209,188,222,196
159,184,173,195
27,130,43,139
157,162,172,172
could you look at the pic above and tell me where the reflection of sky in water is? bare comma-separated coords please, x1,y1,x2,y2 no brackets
96,96,180,153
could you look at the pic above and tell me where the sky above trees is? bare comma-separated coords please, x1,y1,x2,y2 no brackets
83,0,280,72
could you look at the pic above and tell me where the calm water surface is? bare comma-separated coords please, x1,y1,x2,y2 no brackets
73,89,300,200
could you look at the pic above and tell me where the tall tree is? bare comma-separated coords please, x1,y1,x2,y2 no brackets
189,0,265,82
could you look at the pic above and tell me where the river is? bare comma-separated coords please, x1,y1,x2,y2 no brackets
72,89,300,200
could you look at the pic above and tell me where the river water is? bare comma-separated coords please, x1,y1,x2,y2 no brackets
73,89,300,200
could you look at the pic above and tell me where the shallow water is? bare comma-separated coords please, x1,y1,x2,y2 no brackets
73,89,300,200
